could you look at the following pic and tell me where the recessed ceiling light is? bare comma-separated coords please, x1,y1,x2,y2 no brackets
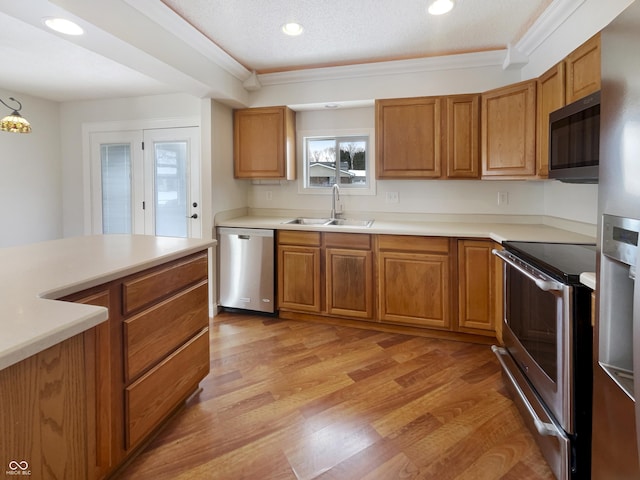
43,17,84,36
282,22,304,36
428,0,454,15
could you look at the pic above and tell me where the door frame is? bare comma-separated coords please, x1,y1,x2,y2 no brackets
82,117,201,237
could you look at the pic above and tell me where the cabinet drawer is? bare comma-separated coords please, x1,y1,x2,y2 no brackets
122,253,207,315
124,281,208,382
324,232,371,250
278,230,321,246
377,235,449,254
125,328,209,449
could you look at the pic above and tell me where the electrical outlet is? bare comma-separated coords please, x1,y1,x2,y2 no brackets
497,191,509,205
386,192,399,204
266,191,273,201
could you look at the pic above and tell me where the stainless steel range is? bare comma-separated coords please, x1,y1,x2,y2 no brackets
492,241,596,480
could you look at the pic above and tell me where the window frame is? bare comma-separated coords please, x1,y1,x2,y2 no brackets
297,128,376,196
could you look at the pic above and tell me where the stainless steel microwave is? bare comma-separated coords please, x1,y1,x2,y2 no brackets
549,90,600,183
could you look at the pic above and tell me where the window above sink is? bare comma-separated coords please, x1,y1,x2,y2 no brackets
297,127,376,197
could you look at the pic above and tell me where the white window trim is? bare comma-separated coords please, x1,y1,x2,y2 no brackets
297,127,376,196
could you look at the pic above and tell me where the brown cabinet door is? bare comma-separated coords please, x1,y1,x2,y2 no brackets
80,290,114,480
378,251,450,329
376,97,442,178
537,63,566,178
481,80,537,178
326,247,374,319
565,33,601,104
233,106,295,179
444,94,480,178
457,240,498,336
278,244,322,312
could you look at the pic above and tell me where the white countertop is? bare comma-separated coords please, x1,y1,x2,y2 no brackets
580,272,596,290
0,235,216,371
217,215,597,244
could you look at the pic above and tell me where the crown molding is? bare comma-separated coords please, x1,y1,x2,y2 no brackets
122,0,251,81
515,0,586,56
257,50,508,87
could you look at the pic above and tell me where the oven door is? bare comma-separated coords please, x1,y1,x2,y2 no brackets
494,249,574,434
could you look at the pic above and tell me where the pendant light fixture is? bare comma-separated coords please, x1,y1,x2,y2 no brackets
0,97,31,134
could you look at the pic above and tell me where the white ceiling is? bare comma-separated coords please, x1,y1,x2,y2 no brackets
161,0,552,73
0,0,574,103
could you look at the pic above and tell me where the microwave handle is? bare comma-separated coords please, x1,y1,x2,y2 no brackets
492,249,563,292
492,346,564,438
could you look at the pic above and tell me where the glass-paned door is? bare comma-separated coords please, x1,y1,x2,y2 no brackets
90,127,201,238
143,128,201,238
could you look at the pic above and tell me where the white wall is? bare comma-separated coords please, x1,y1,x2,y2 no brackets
0,90,62,247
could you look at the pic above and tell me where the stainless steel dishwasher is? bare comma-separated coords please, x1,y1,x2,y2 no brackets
218,227,275,313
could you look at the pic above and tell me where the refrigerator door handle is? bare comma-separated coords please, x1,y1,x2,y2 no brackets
492,346,565,438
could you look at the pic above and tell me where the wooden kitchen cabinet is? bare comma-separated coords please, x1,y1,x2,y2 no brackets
278,231,322,313
537,62,566,178
376,96,442,178
377,235,452,330
376,95,480,179
63,251,210,480
325,233,374,319
233,106,296,180
457,239,501,336
565,33,601,104
481,80,537,178
444,94,481,178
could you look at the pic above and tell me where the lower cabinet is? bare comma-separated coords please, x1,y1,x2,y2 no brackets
64,251,210,480
277,231,374,320
457,239,502,336
377,235,452,329
277,231,322,312
277,231,500,340
325,233,374,319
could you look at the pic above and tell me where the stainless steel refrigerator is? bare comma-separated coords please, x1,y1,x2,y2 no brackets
594,1,640,477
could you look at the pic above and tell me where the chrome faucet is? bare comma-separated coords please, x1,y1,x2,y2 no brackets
330,183,343,220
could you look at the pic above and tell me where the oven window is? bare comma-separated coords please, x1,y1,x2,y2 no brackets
506,267,559,381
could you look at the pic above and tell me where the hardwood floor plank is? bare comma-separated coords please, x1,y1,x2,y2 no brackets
115,312,554,480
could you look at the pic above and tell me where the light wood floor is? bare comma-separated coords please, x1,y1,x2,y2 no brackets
115,312,554,480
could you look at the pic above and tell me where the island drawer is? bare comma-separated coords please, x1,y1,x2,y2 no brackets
124,280,208,382
122,253,208,315
124,327,209,449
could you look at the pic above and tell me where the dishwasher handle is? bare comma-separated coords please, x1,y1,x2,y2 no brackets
238,234,251,240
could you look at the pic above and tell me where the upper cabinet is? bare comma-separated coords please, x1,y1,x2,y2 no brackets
565,33,601,104
481,80,537,178
376,96,442,178
444,95,481,178
536,62,566,177
375,94,480,179
233,106,296,180
536,34,601,178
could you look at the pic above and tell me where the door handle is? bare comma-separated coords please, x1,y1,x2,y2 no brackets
492,249,563,292
187,213,198,219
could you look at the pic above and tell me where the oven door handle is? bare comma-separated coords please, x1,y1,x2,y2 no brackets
491,346,563,438
492,249,563,292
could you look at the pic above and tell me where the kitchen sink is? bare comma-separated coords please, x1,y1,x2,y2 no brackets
327,218,374,228
283,217,374,228
283,217,332,225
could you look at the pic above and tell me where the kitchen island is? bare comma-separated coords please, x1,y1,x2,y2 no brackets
0,234,215,480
